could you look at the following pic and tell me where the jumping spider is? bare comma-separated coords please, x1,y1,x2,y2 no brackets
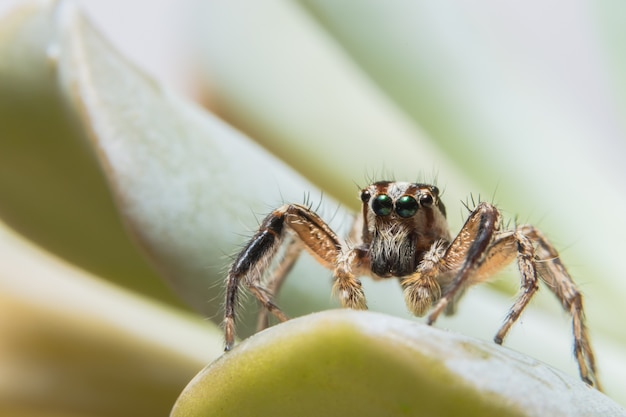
223,181,600,389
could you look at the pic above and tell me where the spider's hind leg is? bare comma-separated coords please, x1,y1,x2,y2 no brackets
492,230,539,344
224,210,291,351
443,287,467,316
512,225,601,390
484,224,600,389
255,237,304,332
224,203,343,351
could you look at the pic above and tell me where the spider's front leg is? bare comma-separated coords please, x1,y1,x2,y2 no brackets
332,247,369,310
426,202,502,325
223,204,342,351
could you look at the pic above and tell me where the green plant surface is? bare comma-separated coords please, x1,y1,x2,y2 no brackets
172,310,623,417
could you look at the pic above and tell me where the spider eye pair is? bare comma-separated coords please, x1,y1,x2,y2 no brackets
369,194,431,218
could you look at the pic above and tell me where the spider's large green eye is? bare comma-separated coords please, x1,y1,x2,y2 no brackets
396,195,418,218
372,194,393,216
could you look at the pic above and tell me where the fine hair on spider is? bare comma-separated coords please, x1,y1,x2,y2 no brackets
222,180,601,390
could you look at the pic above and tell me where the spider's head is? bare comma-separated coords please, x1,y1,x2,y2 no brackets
358,181,450,277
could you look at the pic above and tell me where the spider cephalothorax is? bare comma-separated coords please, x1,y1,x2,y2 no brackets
223,181,600,390
360,181,450,278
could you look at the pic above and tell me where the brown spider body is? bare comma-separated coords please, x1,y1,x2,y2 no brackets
223,181,600,390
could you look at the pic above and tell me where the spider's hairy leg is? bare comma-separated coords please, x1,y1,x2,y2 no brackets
333,248,368,310
400,241,446,316
224,211,289,351
427,202,501,325
224,204,342,351
423,209,602,389
256,238,304,332
491,231,539,345
512,225,601,390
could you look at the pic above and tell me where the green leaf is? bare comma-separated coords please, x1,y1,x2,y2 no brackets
0,220,223,417
172,310,625,417
0,0,180,306
188,1,474,207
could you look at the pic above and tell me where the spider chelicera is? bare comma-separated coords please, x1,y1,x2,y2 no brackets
223,180,600,389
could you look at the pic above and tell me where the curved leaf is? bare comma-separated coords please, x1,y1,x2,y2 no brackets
172,310,625,417
0,0,179,306
188,0,474,206
0,220,222,417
